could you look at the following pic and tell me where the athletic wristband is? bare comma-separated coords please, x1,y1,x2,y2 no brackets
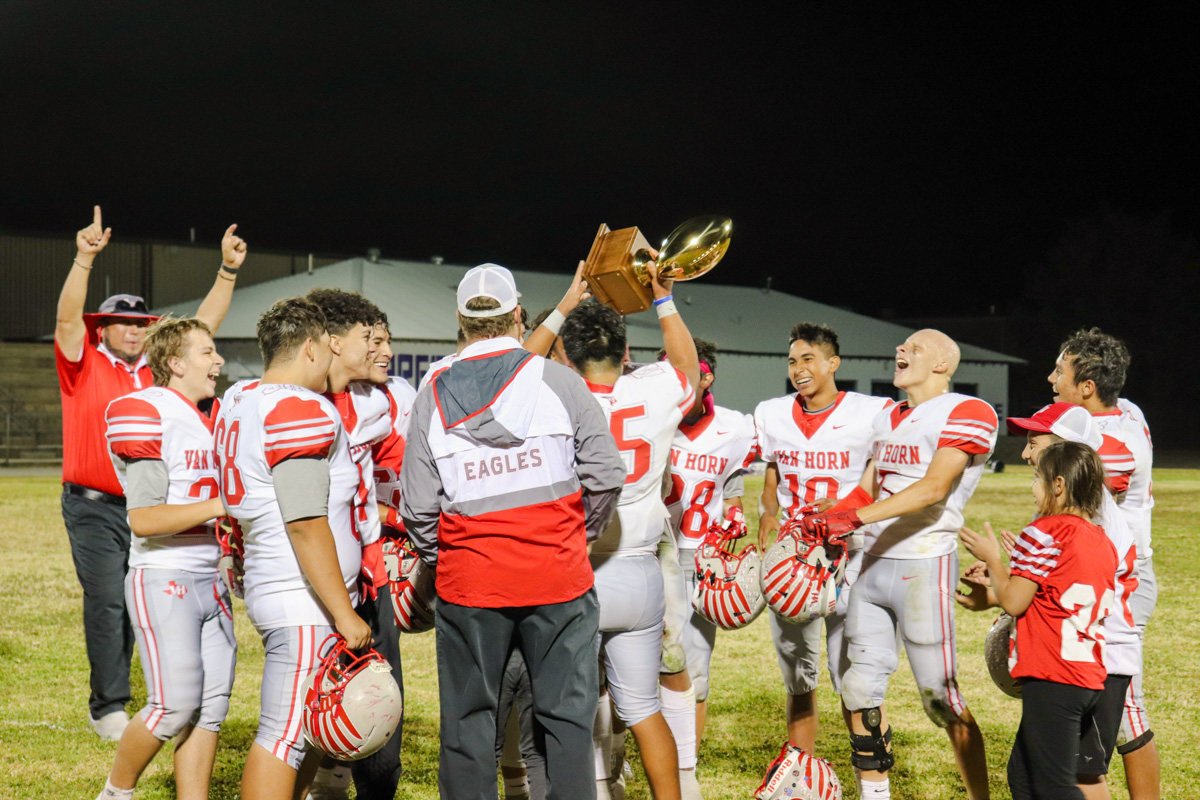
220,263,240,273
655,299,679,319
543,308,567,335
652,293,674,307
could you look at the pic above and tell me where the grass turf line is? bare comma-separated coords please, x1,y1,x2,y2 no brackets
0,470,1193,799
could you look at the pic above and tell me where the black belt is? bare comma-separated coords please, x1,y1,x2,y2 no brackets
64,482,126,508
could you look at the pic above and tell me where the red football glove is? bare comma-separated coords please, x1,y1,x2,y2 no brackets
801,509,863,543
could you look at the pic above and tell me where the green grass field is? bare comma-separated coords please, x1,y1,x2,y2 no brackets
1,469,1195,799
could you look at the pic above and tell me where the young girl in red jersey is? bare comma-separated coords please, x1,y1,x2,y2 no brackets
961,441,1117,800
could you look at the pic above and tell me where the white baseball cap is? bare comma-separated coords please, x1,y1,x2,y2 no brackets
1006,402,1102,451
457,264,521,317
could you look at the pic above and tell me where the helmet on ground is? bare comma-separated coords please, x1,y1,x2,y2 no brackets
754,742,842,800
761,515,847,622
985,612,1022,698
381,537,437,633
301,635,402,761
691,507,766,630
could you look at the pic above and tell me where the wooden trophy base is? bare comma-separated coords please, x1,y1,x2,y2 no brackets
582,224,655,315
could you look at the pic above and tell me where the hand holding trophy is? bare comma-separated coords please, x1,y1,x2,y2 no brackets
582,216,733,314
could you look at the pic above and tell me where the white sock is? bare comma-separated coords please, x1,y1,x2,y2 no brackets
593,693,614,780
503,773,530,798
97,780,134,800
659,684,698,769
860,776,890,799
679,764,703,800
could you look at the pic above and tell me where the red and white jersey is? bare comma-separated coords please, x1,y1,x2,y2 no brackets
106,387,220,573
1092,399,1154,559
214,383,361,630
1008,514,1118,690
1094,491,1140,676
665,404,756,550
755,391,894,551
589,362,695,556
372,377,418,514
418,353,457,391
864,393,998,559
327,382,394,547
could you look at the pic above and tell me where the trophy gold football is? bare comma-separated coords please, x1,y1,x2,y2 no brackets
583,215,732,315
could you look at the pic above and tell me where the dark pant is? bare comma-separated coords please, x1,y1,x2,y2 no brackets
1077,673,1133,777
351,583,405,799
1009,678,1101,800
437,590,600,800
62,488,134,718
495,648,547,800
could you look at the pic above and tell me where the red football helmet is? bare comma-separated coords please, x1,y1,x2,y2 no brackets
761,515,847,622
691,507,767,630
216,517,244,599
381,537,437,633
755,742,842,800
301,636,402,761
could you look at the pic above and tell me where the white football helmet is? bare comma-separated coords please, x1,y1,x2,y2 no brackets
755,742,843,800
691,507,767,630
761,515,847,622
301,636,403,761
381,537,437,633
985,612,1022,698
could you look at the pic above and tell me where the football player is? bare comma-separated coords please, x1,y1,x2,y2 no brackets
217,297,371,800
1048,328,1159,799
659,338,756,752
804,329,994,800
97,317,235,800
560,270,700,800
753,323,893,756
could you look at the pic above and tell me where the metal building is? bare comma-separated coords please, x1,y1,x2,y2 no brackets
153,257,1024,417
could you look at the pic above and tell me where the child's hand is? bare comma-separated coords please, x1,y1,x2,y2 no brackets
959,522,1002,566
1000,528,1018,556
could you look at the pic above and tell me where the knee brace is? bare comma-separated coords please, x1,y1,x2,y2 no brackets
849,706,894,773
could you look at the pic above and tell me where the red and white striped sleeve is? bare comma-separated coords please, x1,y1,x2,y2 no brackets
938,398,998,455
263,396,338,468
106,396,164,461
1097,435,1135,494
671,366,696,415
1009,522,1062,585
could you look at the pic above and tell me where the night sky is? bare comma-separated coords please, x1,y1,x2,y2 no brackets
4,5,1198,439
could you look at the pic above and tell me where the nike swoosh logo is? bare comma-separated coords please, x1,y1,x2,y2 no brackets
832,424,846,429
902,575,918,581
715,430,731,435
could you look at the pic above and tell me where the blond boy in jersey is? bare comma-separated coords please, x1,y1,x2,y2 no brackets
804,329,994,800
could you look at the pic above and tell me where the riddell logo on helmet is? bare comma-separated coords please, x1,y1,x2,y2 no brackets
163,581,188,599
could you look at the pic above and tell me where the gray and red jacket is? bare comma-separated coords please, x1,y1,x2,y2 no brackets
399,336,624,608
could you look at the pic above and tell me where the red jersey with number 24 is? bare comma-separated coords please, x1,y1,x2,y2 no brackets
1009,514,1117,690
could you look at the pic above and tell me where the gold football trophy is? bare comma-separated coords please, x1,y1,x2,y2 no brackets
583,215,732,314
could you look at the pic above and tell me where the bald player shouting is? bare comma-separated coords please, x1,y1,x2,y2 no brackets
804,329,996,800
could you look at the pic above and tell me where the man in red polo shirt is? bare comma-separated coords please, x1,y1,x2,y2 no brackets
56,206,247,740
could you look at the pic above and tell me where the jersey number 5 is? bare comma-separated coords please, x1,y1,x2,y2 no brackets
214,419,247,506
611,405,651,484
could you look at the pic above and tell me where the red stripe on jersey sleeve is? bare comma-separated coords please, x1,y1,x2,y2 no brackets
937,398,998,455
106,396,164,460
672,366,696,414
1098,435,1134,492
1009,522,1060,585
263,397,337,468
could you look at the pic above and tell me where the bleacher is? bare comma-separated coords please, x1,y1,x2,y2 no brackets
0,343,63,467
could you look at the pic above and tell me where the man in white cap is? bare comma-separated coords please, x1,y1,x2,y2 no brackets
399,264,625,799
55,206,247,739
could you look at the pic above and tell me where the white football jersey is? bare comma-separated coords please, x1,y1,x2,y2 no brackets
755,391,893,551
589,362,695,556
864,392,998,560
106,387,220,573
327,382,394,547
666,404,756,550
1093,399,1154,559
373,376,418,513
1094,491,1140,676
215,383,362,630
